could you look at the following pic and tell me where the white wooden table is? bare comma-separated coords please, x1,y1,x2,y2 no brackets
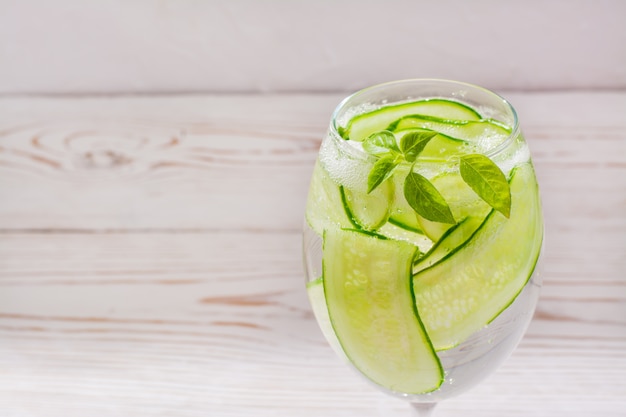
0,92,624,417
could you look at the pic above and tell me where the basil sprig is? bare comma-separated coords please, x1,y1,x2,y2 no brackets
363,130,511,224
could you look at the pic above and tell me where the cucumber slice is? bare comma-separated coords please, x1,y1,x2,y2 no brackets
376,220,433,255
323,228,443,394
395,129,468,161
305,159,391,234
413,163,543,351
412,215,486,275
341,181,392,231
305,160,352,235
344,99,482,141
306,278,346,359
389,115,511,144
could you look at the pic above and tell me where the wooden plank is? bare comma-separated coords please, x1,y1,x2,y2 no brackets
0,95,340,231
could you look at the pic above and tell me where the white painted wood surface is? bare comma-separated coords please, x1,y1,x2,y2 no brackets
2,0,625,94
0,92,625,416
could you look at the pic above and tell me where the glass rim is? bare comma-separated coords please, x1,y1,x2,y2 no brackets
329,78,520,160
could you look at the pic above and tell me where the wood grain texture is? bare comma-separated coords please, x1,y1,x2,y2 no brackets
0,93,625,416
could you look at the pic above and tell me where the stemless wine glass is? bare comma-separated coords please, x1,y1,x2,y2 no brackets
302,79,543,416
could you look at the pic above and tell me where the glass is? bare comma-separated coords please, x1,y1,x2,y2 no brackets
302,79,544,416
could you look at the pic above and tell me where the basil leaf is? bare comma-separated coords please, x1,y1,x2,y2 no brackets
460,154,511,218
400,130,438,162
404,171,455,224
367,154,399,193
363,131,400,155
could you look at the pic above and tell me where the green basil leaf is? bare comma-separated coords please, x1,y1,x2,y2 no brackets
460,154,511,218
400,130,438,162
363,131,400,155
367,154,399,193
404,171,455,224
